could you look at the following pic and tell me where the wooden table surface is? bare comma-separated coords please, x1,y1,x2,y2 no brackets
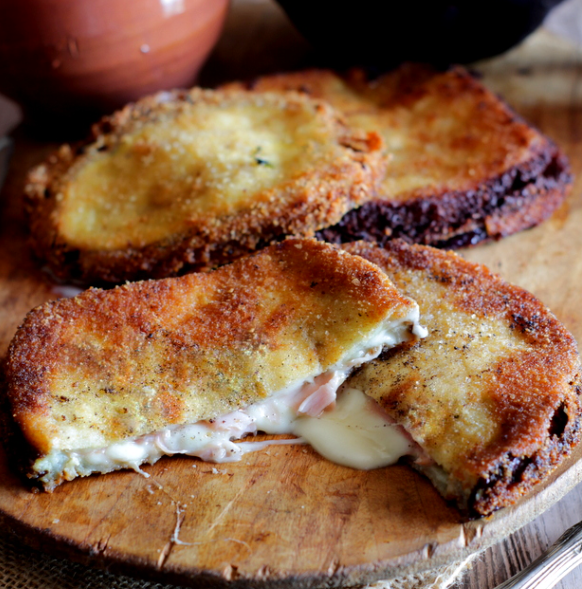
2,1,582,588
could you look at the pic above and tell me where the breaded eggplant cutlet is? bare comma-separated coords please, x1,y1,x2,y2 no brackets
4,236,580,518
24,89,385,284
342,240,582,517
3,238,424,491
225,64,571,248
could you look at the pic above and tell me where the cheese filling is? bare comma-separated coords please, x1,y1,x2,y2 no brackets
34,315,426,486
293,387,417,469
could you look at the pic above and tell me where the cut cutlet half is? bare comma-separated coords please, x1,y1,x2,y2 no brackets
24,88,385,284
224,64,571,249
341,240,582,517
3,238,424,491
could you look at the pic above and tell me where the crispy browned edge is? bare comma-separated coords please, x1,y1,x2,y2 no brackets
229,64,572,249
344,240,582,517
2,239,580,515
1,237,413,490
24,89,385,284
321,145,570,249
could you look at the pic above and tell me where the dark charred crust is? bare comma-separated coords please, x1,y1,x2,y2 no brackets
549,403,569,438
317,145,571,249
468,394,582,517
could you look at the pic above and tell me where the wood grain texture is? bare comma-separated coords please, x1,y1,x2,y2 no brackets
1,2,582,588
455,27,582,589
0,428,581,588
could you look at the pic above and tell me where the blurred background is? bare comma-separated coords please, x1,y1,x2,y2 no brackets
1,0,582,140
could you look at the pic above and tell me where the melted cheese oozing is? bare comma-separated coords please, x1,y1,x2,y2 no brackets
50,377,415,482
292,388,415,469
34,313,426,485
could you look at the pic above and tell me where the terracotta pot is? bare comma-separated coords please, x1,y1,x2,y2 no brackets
0,0,229,124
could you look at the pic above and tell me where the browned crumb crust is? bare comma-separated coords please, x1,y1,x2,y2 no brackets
24,89,385,284
227,64,572,249
343,240,582,517
4,238,416,489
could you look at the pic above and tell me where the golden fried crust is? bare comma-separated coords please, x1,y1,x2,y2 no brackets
4,238,417,486
24,89,385,284
226,65,571,248
343,240,582,517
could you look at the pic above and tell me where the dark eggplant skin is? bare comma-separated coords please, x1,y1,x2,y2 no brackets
275,0,564,68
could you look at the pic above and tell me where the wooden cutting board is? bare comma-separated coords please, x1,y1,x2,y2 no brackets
1,3,582,587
